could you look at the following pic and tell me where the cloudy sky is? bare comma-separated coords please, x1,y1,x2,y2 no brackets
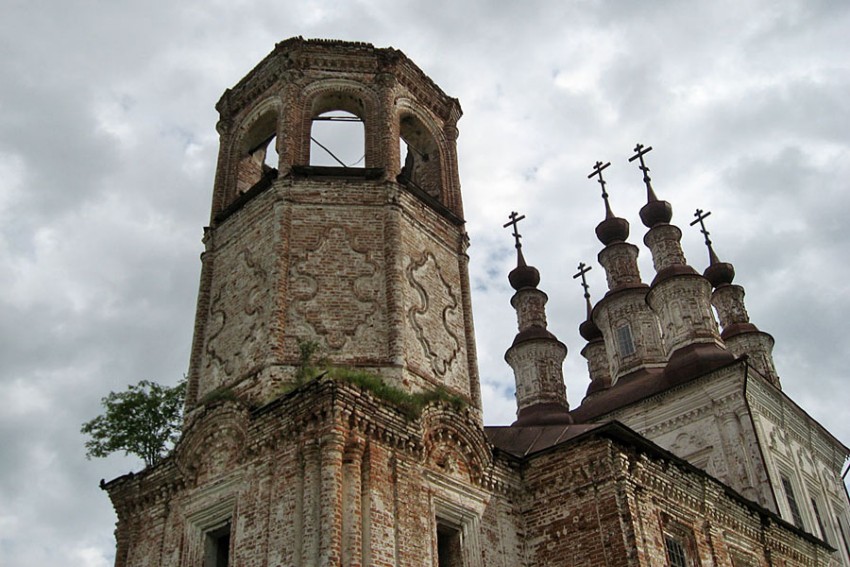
2,0,849,564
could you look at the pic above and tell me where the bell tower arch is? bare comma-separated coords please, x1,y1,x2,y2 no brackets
185,38,479,417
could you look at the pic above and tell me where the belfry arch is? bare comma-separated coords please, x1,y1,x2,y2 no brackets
397,107,444,202
214,99,282,213
296,80,379,168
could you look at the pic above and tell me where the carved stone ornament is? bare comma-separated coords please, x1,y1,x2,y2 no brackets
204,249,269,390
406,252,462,376
290,225,383,350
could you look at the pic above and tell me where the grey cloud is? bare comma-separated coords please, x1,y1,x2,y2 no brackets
3,1,850,565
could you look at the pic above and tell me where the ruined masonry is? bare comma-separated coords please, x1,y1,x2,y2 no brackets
104,38,850,567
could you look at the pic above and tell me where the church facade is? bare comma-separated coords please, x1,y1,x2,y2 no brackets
103,38,849,567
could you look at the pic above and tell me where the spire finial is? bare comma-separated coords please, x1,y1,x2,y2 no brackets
573,262,592,301
689,208,720,265
691,208,736,287
588,160,615,218
631,143,673,228
503,211,526,250
573,262,593,314
505,211,540,289
628,143,659,203
574,262,603,342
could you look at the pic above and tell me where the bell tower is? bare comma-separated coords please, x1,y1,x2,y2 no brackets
185,38,479,414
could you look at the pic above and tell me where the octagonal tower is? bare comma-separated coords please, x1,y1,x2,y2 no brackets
185,38,479,415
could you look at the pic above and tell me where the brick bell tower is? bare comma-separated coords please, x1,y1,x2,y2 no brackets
105,39,493,567
185,37,479,415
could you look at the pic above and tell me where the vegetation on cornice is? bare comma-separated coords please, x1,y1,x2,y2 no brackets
197,386,238,406
295,339,328,385
326,366,466,420
293,339,466,420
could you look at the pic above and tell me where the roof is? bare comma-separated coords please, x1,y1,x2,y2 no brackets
484,423,605,458
570,353,742,423
485,420,834,551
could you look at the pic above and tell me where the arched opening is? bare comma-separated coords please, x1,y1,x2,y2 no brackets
309,110,365,167
398,114,442,201
234,111,278,195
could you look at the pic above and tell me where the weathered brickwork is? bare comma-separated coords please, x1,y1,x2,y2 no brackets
105,38,848,567
518,431,833,566
106,400,832,566
184,38,476,413
106,378,521,566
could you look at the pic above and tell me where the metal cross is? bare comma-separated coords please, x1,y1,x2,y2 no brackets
689,208,713,248
628,143,658,201
690,208,722,264
572,262,593,300
503,211,526,249
588,160,614,216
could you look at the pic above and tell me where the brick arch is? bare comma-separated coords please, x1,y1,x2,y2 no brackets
420,405,491,485
395,102,445,200
395,98,460,215
295,79,381,167
174,400,249,486
217,96,283,209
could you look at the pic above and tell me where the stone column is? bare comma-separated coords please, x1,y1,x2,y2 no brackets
341,436,365,567
320,431,345,566
301,439,321,565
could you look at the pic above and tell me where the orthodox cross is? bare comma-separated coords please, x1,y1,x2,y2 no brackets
628,143,658,201
689,208,712,247
690,208,721,264
588,160,614,216
503,211,526,249
572,262,593,300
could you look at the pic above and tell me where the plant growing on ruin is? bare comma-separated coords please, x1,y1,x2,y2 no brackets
295,339,327,384
81,379,186,468
327,367,466,419
289,339,466,419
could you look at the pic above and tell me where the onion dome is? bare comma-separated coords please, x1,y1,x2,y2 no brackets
691,208,736,287
574,262,602,341
579,317,603,342
503,211,572,426
628,144,673,228
704,261,735,288
639,198,673,228
508,248,541,290
588,160,631,244
595,216,630,245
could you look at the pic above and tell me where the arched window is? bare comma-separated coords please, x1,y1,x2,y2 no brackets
398,114,442,201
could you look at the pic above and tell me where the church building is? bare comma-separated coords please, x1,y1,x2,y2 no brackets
103,37,850,567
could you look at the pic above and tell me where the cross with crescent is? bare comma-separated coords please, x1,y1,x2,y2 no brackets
503,211,526,249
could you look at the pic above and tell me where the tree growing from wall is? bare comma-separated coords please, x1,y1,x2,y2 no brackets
81,379,186,468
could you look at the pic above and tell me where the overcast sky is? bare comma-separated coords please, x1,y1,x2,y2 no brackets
2,1,849,565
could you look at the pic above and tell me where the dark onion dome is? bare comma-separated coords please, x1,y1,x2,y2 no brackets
508,264,540,290
704,261,736,288
511,326,560,347
579,317,602,341
508,249,540,290
639,198,673,228
595,216,629,245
